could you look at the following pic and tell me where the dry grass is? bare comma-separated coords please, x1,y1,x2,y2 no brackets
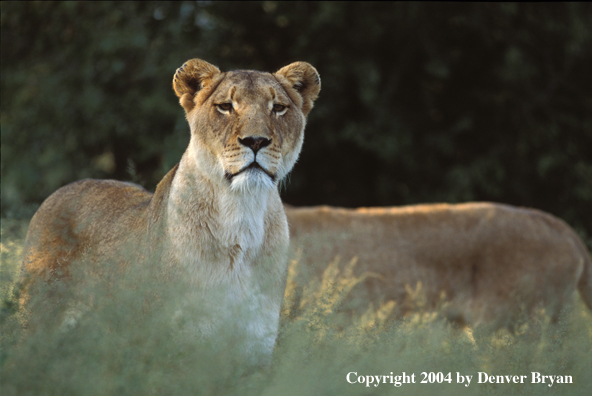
1,217,591,395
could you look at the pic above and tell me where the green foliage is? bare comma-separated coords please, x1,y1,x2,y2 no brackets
2,2,592,245
1,219,592,395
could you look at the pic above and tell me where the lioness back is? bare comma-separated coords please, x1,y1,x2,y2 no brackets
286,202,592,328
24,179,151,276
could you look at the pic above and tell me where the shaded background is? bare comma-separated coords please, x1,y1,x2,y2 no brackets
2,2,591,245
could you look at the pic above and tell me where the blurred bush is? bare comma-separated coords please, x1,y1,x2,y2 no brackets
2,220,592,395
2,2,591,244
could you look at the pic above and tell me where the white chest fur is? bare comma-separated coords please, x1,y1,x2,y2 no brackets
166,175,271,283
165,162,285,364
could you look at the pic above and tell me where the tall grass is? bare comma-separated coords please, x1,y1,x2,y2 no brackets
1,218,591,395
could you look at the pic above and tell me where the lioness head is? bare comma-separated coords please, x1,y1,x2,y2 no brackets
173,59,320,193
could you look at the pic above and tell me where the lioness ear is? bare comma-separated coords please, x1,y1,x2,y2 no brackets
274,62,321,116
173,59,221,113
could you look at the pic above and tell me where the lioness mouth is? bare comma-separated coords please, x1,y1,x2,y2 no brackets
225,162,276,182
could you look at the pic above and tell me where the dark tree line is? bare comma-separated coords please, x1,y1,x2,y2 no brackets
2,2,591,245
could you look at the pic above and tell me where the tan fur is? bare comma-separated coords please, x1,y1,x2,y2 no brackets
21,59,320,365
285,203,592,328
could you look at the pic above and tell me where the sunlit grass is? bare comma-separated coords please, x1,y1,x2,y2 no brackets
1,217,591,395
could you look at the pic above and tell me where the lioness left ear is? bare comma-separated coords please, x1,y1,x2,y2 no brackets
173,58,222,113
274,62,321,116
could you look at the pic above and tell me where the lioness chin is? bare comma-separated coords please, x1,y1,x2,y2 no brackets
22,58,320,366
286,203,592,329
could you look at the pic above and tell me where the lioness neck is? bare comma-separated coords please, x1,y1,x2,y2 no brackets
165,151,279,284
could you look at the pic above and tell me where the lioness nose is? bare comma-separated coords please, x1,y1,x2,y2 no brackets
238,137,272,154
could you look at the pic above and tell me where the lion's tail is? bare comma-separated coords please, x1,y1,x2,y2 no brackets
573,231,592,311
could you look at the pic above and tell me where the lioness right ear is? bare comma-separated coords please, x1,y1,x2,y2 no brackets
275,62,321,116
173,59,222,113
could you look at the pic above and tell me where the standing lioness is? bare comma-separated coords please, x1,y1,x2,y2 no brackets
22,59,320,364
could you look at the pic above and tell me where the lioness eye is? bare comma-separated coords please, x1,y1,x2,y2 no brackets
272,104,286,113
217,103,233,112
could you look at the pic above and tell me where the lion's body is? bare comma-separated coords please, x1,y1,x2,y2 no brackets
286,203,592,328
22,59,320,365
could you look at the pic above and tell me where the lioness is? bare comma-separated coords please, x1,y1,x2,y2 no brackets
285,203,592,328
22,58,320,365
